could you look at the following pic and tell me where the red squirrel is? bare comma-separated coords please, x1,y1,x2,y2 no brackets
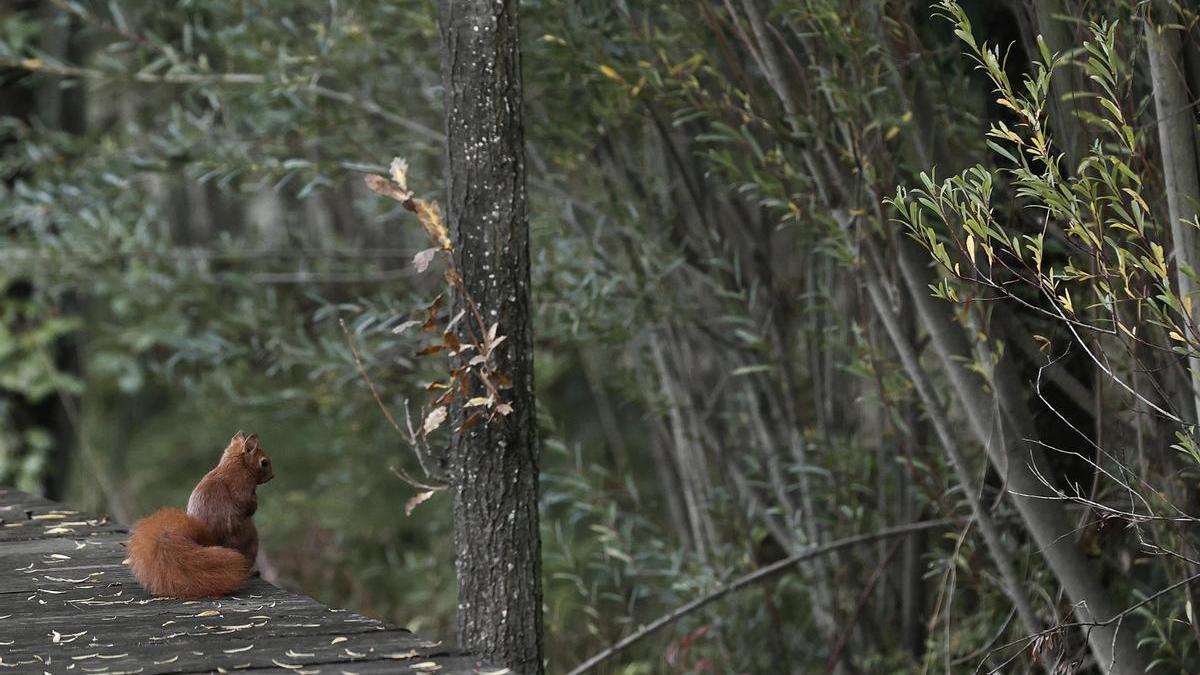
127,431,274,599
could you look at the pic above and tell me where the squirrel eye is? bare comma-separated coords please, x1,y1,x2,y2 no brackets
260,458,269,468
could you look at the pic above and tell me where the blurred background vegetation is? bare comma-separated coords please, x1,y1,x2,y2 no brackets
4,0,1200,672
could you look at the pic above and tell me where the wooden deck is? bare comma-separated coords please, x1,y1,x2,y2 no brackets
0,488,505,674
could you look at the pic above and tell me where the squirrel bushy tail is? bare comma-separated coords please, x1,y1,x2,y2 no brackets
127,508,249,599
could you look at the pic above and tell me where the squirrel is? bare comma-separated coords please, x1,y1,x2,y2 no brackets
127,431,274,599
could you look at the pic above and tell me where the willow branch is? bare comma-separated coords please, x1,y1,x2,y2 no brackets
565,518,958,675
1,57,443,142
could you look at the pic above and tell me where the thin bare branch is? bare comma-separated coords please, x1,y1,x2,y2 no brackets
565,518,958,675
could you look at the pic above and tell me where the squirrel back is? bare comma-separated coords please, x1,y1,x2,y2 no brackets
126,431,274,599
186,431,273,566
127,507,249,599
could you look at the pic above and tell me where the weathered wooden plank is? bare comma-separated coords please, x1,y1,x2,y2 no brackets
0,588,331,626
0,522,127,543
0,531,129,598
0,488,59,508
0,532,126,559
0,488,124,543
0,533,125,562
0,649,490,675
224,654,502,675
0,625,458,674
0,489,506,674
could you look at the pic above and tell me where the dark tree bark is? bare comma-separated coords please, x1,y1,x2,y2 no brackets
438,2,544,673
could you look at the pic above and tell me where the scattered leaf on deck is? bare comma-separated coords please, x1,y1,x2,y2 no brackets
223,645,253,653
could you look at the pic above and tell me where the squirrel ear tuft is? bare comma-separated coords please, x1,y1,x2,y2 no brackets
231,431,246,445
244,433,259,453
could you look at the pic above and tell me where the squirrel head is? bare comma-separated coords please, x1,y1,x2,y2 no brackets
227,431,274,484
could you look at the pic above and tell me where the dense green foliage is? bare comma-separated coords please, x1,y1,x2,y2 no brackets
4,0,1200,672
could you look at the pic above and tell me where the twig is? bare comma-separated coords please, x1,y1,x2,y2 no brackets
3,57,264,84
948,606,1016,668
980,571,1200,673
824,538,902,674
308,84,442,142
402,399,442,480
338,318,447,487
388,465,446,493
250,269,414,284
340,318,405,436
0,246,416,265
564,518,958,675
1,58,442,142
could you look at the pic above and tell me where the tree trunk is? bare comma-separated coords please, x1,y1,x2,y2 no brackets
1146,0,1200,423
852,229,1046,651
1024,0,1091,168
890,236,1153,674
0,0,82,501
438,2,543,672
40,5,85,503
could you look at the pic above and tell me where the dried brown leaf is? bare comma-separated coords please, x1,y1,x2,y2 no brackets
393,320,422,335
423,407,447,434
486,334,507,356
444,309,466,333
458,411,485,432
421,294,444,333
413,199,451,250
405,490,435,516
416,343,445,357
389,157,409,191
364,175,412,204
413,247,439,274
